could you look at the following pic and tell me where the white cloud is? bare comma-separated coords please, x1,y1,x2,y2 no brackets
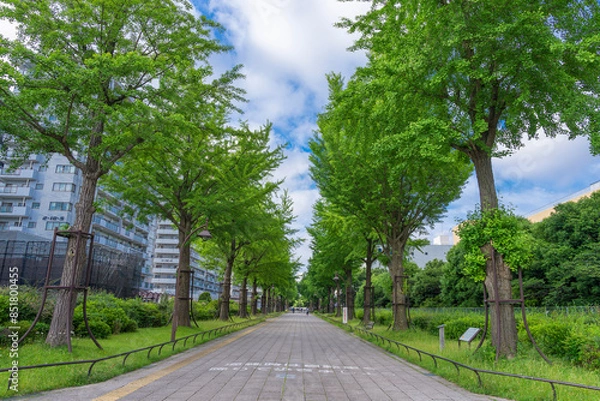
494,135,600,191
204,0,369,270
430,135,600,243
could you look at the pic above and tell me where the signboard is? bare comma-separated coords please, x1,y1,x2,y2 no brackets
459,327,481,343
342,307,348,324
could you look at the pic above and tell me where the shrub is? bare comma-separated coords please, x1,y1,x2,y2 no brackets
0,286,43,323
75,319,111,339
528,320,572,356
198,291,212,302
120,298,167,328
410,311,452,335
374,309,393,326
228,301,239,316
73,300,136,335
193,300,219,320
444,315,485,340
0,320,49,345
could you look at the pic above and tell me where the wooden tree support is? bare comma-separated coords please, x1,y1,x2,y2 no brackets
474,259,551,364
18,228,102,352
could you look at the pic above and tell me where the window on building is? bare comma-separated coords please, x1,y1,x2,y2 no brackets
0,203,13,213
35,183,44,190
49,202,72,211
38,165,48,172
45,221,63,230
55,165,76,174
52,183,75,192
31,202,40,209
27,221,36,228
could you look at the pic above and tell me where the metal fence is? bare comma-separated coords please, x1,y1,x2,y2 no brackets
0,240,143,298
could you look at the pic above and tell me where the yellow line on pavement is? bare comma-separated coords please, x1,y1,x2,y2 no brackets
93,326,260,401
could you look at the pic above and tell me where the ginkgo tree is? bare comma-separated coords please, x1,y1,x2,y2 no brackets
0,0,240,347
104,97,279,339
311,73,471,330
341,0,600,357
234,192,300,318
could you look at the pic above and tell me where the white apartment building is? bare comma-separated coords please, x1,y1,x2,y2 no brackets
152,220,221,300
0,152,153,290
0,150,231,300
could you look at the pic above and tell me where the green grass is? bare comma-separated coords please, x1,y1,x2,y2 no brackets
325,315,600,401
0,317,264,399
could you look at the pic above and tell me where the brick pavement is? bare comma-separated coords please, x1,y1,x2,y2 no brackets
17,313,511,401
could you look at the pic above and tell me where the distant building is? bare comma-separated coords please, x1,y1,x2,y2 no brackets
0,149,239,300
452,180,600,243
408,244,453,269
0,151,153,291
151,220,221,300
526,180,600,223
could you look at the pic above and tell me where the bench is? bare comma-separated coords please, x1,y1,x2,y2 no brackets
365,321,375,330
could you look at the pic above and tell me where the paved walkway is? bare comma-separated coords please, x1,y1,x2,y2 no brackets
17,314,510,401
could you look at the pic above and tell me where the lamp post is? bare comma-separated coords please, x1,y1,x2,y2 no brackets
333,273,341,317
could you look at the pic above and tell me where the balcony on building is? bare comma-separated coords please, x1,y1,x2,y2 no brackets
0,186,34,198
0,168,38,181
0,204,29,217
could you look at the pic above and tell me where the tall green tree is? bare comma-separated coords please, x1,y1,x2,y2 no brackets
532,192,600,306
202,143,285,321
441,243,484,307
234,192,300,318
307,200,362,318
105,111,270,339
311,73,471,330
341,0,600,357
0,0,234,347
409,259,445,307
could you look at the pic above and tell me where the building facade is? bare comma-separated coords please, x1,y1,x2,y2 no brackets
151,220,222,300
0,152,153,290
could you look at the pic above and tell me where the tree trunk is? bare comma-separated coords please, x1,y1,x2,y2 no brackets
219,240,235,321
335,281,342,317
172,220,192,341
345,268,354,320
470,147,517,358
251,279,258,315
470,147,499,210
46,170,98,347
389,239,408,330
239,274,248,318
261,290,267,315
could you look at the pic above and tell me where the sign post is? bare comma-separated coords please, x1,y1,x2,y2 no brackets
438,324,445,351
459,328,481,348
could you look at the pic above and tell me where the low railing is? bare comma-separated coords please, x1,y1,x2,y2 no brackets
353,326,600,401
1,319,261,390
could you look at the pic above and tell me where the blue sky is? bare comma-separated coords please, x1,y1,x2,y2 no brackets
3,1,599,271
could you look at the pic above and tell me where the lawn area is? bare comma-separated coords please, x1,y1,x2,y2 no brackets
0,317,264,399
323,315,600,401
